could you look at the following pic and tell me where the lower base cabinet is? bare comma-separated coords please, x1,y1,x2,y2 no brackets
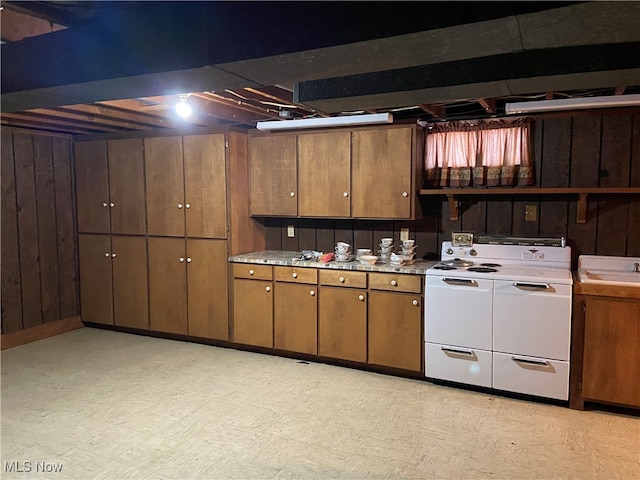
274,282,317,355
318,287,367,362
233,278,273,348
368,290,422,371
582,297,640,407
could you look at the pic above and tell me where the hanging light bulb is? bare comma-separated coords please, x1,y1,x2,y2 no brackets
175,95,192,118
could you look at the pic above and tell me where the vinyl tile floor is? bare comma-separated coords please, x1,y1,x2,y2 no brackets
1,328,638,480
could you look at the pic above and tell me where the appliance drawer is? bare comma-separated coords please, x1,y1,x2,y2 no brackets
425,276,493,350
425,342,492,388
493,280,572,360
492,352,569,401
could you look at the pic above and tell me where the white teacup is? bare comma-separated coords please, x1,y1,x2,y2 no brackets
402,239,415,248
380,238,394,247
356,248,372,256
335,242,350,254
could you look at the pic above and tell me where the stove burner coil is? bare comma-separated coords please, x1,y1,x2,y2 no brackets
480,263,502,267
432,265,457,270
466,266,498,273
442,258,474,267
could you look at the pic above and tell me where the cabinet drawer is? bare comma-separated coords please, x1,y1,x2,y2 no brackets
425,343,492,388
493,352,569,401
319,269,367,288
274,266,318,284
233,263,273,280
369,272,421,293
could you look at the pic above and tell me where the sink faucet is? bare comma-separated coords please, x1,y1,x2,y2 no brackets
634,263,640,273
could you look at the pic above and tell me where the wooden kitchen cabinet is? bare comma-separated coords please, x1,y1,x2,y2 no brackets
368,290,422,371
249,134,297,216
351,126,415,219
297,131,351,217
233,277,273,348
274,282,318,355
75,139,146,234
582,297,640,407
319,286,367,362
78,234,148,329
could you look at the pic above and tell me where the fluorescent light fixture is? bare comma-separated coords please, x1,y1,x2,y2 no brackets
505,94,640,114
256,113,393,131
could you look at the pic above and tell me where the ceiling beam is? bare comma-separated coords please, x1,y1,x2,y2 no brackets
615,86,627,95
0,111,121,132
0,7,65,42
477,98,496,114
419,105,445,117
73,102,191,129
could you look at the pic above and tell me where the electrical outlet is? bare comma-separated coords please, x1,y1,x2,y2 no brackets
287,225,295,237
400,228,410,241
525,205,537,222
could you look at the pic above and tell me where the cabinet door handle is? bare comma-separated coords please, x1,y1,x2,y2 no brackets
402,192,408,197
441,347,474,357
104,252,110,258
178,203,183,209
111,253,116,258
102,202,108,208
179,257,185,263
109,202,115,208
309,290,315,296
343,192,349,197
265,286,271,292
443,278,477,287
292,272,298,278
339,276,345,283
358,294,365,301
412,299,419,306
186,257,192,263
185,203,191,209
290,192,295,197
513,282,551,291
390,280,397,287
249,269,255,276
512,356,549,367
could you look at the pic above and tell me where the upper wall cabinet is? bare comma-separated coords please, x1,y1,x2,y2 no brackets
145,134,227,238
75,139,146,234
248,124,423,220
249,134,297,216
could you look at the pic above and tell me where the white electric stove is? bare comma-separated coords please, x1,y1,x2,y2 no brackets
424,238,573,401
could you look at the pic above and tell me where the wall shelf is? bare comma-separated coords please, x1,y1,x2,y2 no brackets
418,187,640,223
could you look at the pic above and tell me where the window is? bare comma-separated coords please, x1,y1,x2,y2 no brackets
424,118,534,187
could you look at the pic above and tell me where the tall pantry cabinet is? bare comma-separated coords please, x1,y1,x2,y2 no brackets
75,130,263,341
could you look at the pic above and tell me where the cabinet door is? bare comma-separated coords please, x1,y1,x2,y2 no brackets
112,236,148,330
298,131,351,217
108,139,146,235
368,291,422,371
75,141,110,233
148,237,188,334
249,135,297,216
274,282,318,354
187,239,228,340
233,279,273,347
184,134,227,238
319,287,367,362
583,298,640,407
78,234,112,324
145,137,185,236
352,127,413,218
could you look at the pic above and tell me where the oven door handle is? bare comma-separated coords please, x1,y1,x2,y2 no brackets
511,356,549,367
441,347,475,357
443,278,478,287
513,282,551,291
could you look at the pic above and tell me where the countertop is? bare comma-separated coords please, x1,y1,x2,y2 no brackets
229,250,438,275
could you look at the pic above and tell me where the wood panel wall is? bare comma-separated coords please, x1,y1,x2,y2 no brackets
1,129,78,334
263,111,640,266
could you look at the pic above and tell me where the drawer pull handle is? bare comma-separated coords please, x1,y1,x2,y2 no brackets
290,192,295,197
309,290,315,296
265,286,271,292
249,269,255,275
513,282,551,291
292,272,298,278
512,356,549,367
358,295,365,301
412,299,419,306
339,276,345,283
343,192,349,197
390,280,397,287
402,192,409,197
443,278,477,286
441,347,474,356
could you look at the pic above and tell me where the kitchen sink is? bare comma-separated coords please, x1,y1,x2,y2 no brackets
578,255,640,287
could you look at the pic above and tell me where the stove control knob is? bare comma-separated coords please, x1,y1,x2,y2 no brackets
446,248,454,255
470,249,477,256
